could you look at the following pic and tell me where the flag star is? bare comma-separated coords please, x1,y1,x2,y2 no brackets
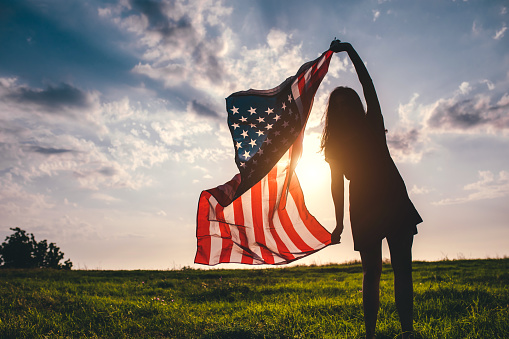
265,107,274,114
240,116,247,122
241,130,248,138
264,138,272,145
274,130,280,136
256,130,264,137
288,94,292,103
281,102,286,110
274,114,281,121
282,121,289,128
265,124,273,130
250,123,256,128
231,123,239,130
252,159,258,165
235,141,242,149
295,114,299,120
240,162,246,168
249,139,257,147
231,106,239,114
248,107,257,115
282,138,288,144
242,150,250,159
256,117,265,123
288,108,293,115
258,149,264,155
290,127,295,133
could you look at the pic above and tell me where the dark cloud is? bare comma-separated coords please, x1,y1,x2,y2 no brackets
98,167,117,176
189,100,220,118
7,83,90,111
131,0,194,42
30,146,74,155
192,46,224,84
427,96,509,131
387,129,420,152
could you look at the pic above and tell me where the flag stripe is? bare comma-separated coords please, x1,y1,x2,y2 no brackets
251,180,275,264
194,191,212,265
216,203,233,263
267,164,295,262
241,189,264,263
289,175,331,245
233,197,253,264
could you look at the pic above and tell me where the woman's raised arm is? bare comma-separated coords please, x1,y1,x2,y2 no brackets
330,41,382,120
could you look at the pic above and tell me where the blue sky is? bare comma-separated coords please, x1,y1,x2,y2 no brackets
1,0,508,269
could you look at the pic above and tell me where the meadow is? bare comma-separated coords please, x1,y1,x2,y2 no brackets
0,258,507,338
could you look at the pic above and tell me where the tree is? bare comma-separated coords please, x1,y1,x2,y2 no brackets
0,227,72,269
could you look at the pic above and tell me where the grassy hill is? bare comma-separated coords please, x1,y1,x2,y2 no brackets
0,258,507,338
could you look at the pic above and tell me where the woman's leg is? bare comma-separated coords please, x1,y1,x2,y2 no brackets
360,243,383,339
387,232,414,339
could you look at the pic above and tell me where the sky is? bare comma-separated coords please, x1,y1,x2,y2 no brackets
0,0,508,270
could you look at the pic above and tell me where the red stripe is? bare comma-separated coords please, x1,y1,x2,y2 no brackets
215,203,233,263
233,197,253,264
289,175,331,245
267,166,295,262
251,181,275,264
194,191,212,264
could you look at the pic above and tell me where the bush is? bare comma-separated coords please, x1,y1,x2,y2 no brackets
0,227,72,269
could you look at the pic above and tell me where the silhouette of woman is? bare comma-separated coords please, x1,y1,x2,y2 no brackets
323,41,423,339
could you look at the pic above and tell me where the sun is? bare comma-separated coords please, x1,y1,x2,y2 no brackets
295,134,330,192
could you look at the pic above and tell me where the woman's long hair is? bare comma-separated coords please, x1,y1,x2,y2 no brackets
320,86,366,152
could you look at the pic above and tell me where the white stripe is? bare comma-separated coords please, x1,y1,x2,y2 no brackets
291,80,304,117
285,191,325,249
259,174,278,263
207,198,223,265
222,202,243,263
241,189,264,264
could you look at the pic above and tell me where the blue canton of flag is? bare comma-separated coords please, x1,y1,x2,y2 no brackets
227,84,302,194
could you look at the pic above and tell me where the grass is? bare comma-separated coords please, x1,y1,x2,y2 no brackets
0,258,507,338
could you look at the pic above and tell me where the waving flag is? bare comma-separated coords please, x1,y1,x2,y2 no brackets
195,49,334,265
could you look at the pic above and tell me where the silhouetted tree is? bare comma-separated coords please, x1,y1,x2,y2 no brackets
0,227,72,269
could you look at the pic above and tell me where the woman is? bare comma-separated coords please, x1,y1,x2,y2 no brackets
323,41,423,339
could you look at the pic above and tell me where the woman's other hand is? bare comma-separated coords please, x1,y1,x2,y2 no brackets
331,224,344,244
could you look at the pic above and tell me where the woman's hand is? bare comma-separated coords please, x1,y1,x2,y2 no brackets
331,224,344,244
330,40,352,53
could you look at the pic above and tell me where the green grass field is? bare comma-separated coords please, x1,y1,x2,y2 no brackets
0,258,507,338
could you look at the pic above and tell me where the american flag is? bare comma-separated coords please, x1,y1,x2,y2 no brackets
195,49,334,265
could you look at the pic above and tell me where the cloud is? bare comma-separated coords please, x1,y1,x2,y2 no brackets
434,170,509,205
102,0,233,94
458,81,471,95
187,100,220,118
410,185,433,195
29,146,75,155
373,10,380,22
387,128,420,153
493,25,507,40
482,79,495,91
426,93,509,133
6,83,91,111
